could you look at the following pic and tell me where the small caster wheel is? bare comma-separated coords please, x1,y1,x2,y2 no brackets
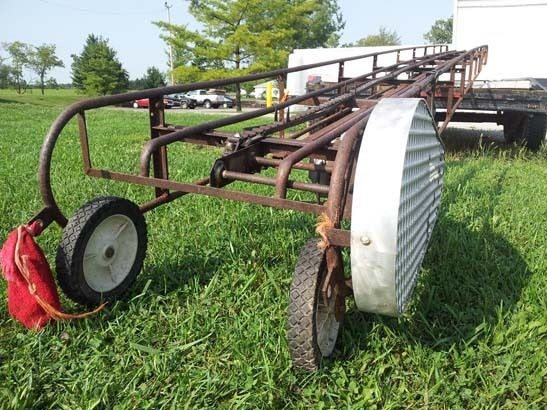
56,196,147,307
288,238,343,371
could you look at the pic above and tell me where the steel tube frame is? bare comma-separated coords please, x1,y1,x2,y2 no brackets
32,45,487,244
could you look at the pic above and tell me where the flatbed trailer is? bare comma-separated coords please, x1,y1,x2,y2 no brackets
435,88,547,149
450,0,547,148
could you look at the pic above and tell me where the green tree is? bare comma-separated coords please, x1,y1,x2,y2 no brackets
71,34,128,95
285,0,345,49
28,44,64,95
128,77,146,90
2,41,33,93
156,0,344,111
129,66,166,90
347,27,401,47
45,77,59,89
143,66,166,88
424,17,453,44
0,52,9,88
0,64,10,89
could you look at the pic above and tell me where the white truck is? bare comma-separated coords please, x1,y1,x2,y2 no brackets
184,89,233,109
450,0,547,148
287,0,547,149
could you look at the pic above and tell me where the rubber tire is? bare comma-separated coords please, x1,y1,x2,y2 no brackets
132,102,139,109
181,102,188,109
504,113,546,150
524,114,546,151
503,112,526,143
203,100,212,109
56,196,147,307
288,238,341,371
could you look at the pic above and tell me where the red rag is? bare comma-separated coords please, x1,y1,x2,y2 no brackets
0,221,61,329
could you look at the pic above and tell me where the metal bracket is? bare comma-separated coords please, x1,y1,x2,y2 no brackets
321,246,349,321
210,145,263,188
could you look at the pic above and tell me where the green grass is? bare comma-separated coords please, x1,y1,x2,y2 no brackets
0,88,86,107
0,93,546,408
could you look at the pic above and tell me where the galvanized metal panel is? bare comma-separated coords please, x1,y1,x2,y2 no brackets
351,99,444,316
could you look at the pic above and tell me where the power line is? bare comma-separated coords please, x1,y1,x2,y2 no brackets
37,0,164,16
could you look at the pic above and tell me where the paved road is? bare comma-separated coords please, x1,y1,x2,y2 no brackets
177,106,260,115
115,105,277,117
115,105,268,116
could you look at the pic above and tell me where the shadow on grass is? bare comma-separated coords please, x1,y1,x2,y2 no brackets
340,216,529,357
338,161,530,360
133,209,316,298
0,98,25,105
136,253,224,297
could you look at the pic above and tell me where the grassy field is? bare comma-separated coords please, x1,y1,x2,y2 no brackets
0,90,545,408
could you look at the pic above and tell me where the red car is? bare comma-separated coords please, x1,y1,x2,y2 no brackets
132,97,176,109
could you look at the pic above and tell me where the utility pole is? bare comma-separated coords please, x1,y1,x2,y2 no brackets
165,2,175,85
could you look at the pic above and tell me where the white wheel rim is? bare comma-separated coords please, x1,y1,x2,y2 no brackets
83,214,138,292
316,294,340,356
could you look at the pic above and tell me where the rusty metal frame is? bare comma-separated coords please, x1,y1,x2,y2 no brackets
32,45,488,254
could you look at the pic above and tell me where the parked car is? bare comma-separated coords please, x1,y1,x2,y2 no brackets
185,89,232,108
251,82,280,99
168,93,197,109
132,96,176,109
132,98,149,108
221,96,234,109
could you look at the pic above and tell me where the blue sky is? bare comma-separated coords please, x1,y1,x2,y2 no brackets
0,0,452,83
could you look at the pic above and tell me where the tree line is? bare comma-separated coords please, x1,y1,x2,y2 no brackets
156,0,451,110
0,42,64,94
0,0,451,101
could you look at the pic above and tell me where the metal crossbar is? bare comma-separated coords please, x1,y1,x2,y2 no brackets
32,44,488,248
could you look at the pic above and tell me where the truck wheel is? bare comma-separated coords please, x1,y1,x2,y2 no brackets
56,196,147,307
181,101,188,109
288,239,342,371
524,114,546,151
503,112,526,143
203,100,212,109
503,113,546,150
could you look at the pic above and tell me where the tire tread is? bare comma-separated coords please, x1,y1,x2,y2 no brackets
287,238,325,371
55,196,147,307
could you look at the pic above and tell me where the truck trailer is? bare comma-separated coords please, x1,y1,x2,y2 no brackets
287,0,547,149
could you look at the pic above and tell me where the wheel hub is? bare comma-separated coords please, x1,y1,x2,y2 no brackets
82,214,139,292
104,245,115,259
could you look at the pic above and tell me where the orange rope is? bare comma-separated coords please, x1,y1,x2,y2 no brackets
280,91,289,104
14,226,105,321
315,213,334,250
